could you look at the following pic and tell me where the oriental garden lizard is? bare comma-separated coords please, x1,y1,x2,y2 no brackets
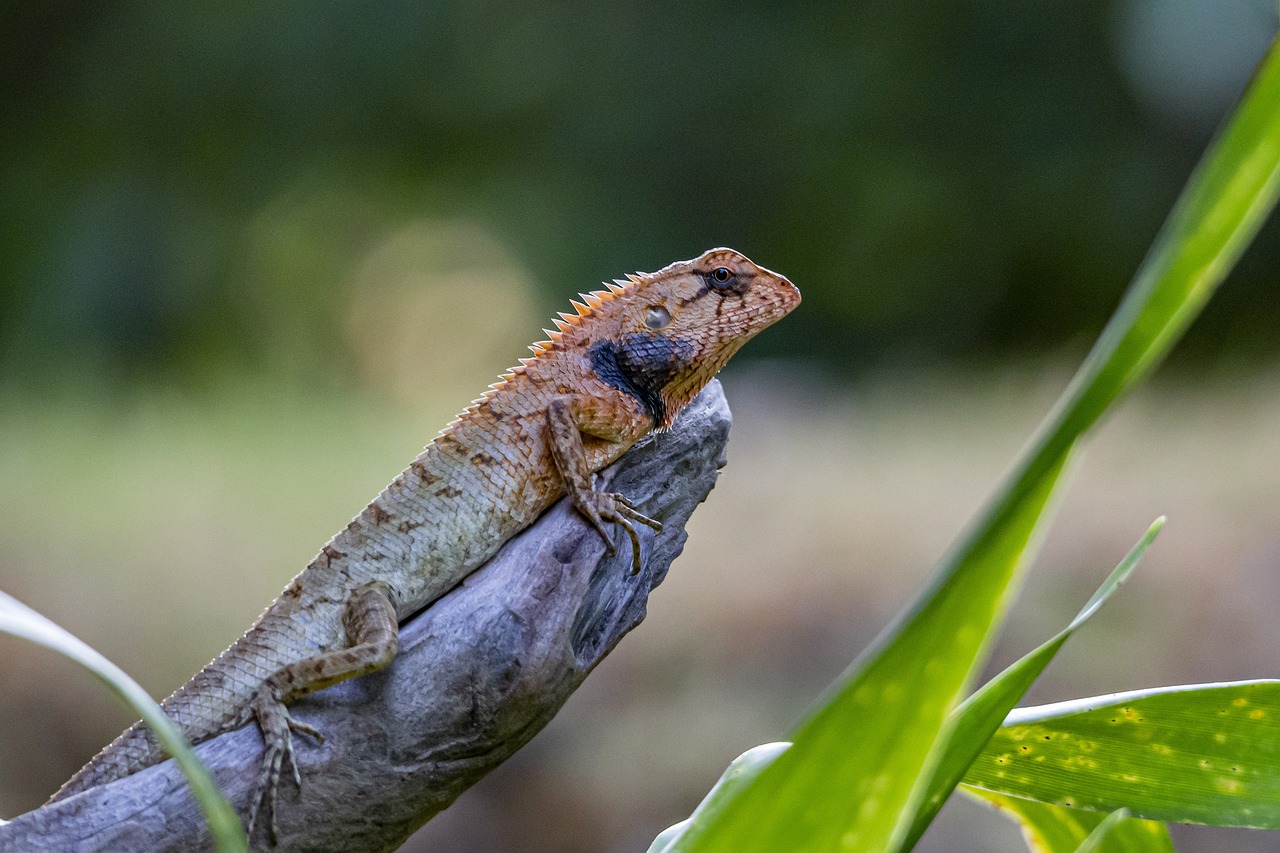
46,247,800,840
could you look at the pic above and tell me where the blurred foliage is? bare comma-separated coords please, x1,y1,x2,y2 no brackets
1,0,1277,389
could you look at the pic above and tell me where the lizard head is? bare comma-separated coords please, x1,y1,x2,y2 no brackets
580,248,801,429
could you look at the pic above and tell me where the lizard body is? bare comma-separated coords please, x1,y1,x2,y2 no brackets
47,247,799,837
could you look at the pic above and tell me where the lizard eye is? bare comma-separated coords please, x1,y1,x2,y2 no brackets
711,267,733,285
645,306,671,329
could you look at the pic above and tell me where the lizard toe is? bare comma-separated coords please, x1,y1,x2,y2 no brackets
247,736,286,842
288,715,325,744
618,502,662,534
610,513,643,575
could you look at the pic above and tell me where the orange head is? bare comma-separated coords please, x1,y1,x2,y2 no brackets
537,248,801,428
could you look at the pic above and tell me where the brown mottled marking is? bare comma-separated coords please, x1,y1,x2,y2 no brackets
435,433,462,451
409,461,440,485
435,485,464,499
321,545,345,565
397,519,422,534
471,451,496,466
193,667,228,691
678,284,712,307
369,503,393,525
281,577,304,599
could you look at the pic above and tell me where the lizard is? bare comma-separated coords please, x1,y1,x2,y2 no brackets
45,247,800,841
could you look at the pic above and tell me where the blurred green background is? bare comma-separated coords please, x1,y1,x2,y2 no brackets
2,1,1279,851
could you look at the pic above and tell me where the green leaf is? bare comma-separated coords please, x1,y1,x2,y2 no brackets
670,512,1156,853
666,34,1280,853
963,792,1173,853
647,743,791,853
901,518,1164,847
666,445,1075,853
0,591,248,853
964,681,1280,829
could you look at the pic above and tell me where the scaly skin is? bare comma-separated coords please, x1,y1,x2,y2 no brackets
47,247,800,838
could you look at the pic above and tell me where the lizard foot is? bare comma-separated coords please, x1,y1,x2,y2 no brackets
573,489,663,574
246,688,325,843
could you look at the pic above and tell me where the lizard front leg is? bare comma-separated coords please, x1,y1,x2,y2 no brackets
547,395,662,574
246,581,398,842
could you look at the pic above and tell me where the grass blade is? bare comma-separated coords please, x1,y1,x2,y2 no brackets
0,591,248,852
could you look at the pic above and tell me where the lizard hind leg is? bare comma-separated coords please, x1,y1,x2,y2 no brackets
245,581,399,842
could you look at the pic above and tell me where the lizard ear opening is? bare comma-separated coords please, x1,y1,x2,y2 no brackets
645,306,672,330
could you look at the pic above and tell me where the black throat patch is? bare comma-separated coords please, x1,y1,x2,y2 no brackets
589,334,694,427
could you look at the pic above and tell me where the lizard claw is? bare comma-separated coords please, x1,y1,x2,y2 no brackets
615,501,663,573
575,497,617,554
610,512,643,575
571,489,661,573
289,716,325,744
626,505,663,535
247,688,325,842
246,731,284,842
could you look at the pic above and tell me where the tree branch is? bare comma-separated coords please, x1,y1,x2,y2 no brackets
0,381,732,853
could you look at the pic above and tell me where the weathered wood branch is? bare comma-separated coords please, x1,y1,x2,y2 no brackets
0,381,732,853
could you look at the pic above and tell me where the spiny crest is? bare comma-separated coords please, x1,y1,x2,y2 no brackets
431,268,651,442
520,269,655,355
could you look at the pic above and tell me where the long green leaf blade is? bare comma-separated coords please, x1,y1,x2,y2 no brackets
1006,37,1280,504
964,681,1280,828
0,591,248,852
901,519,1164,847
667,452,1073,853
